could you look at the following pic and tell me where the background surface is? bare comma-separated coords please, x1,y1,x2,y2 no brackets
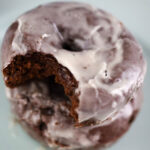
0,0,150,150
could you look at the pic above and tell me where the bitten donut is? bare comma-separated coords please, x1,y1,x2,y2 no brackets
1,2,146,150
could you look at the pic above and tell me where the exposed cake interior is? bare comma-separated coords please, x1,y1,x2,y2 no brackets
3,52,79,121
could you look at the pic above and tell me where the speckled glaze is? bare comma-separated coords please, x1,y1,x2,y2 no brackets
1,2,146,123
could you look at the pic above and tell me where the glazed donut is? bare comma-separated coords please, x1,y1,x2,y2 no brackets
1,2,146,150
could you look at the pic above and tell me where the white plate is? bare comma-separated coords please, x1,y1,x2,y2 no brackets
0,0,150,150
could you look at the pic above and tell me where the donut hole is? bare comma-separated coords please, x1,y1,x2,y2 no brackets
57,25,82,52
62,38,82,52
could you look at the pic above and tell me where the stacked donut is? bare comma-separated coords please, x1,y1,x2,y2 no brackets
1,2,146,150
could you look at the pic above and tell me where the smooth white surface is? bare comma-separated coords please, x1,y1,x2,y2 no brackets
0,0,150,150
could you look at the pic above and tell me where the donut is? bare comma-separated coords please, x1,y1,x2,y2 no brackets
1,2,146,150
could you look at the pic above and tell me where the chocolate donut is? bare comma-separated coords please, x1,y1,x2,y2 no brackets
1,2,146,150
